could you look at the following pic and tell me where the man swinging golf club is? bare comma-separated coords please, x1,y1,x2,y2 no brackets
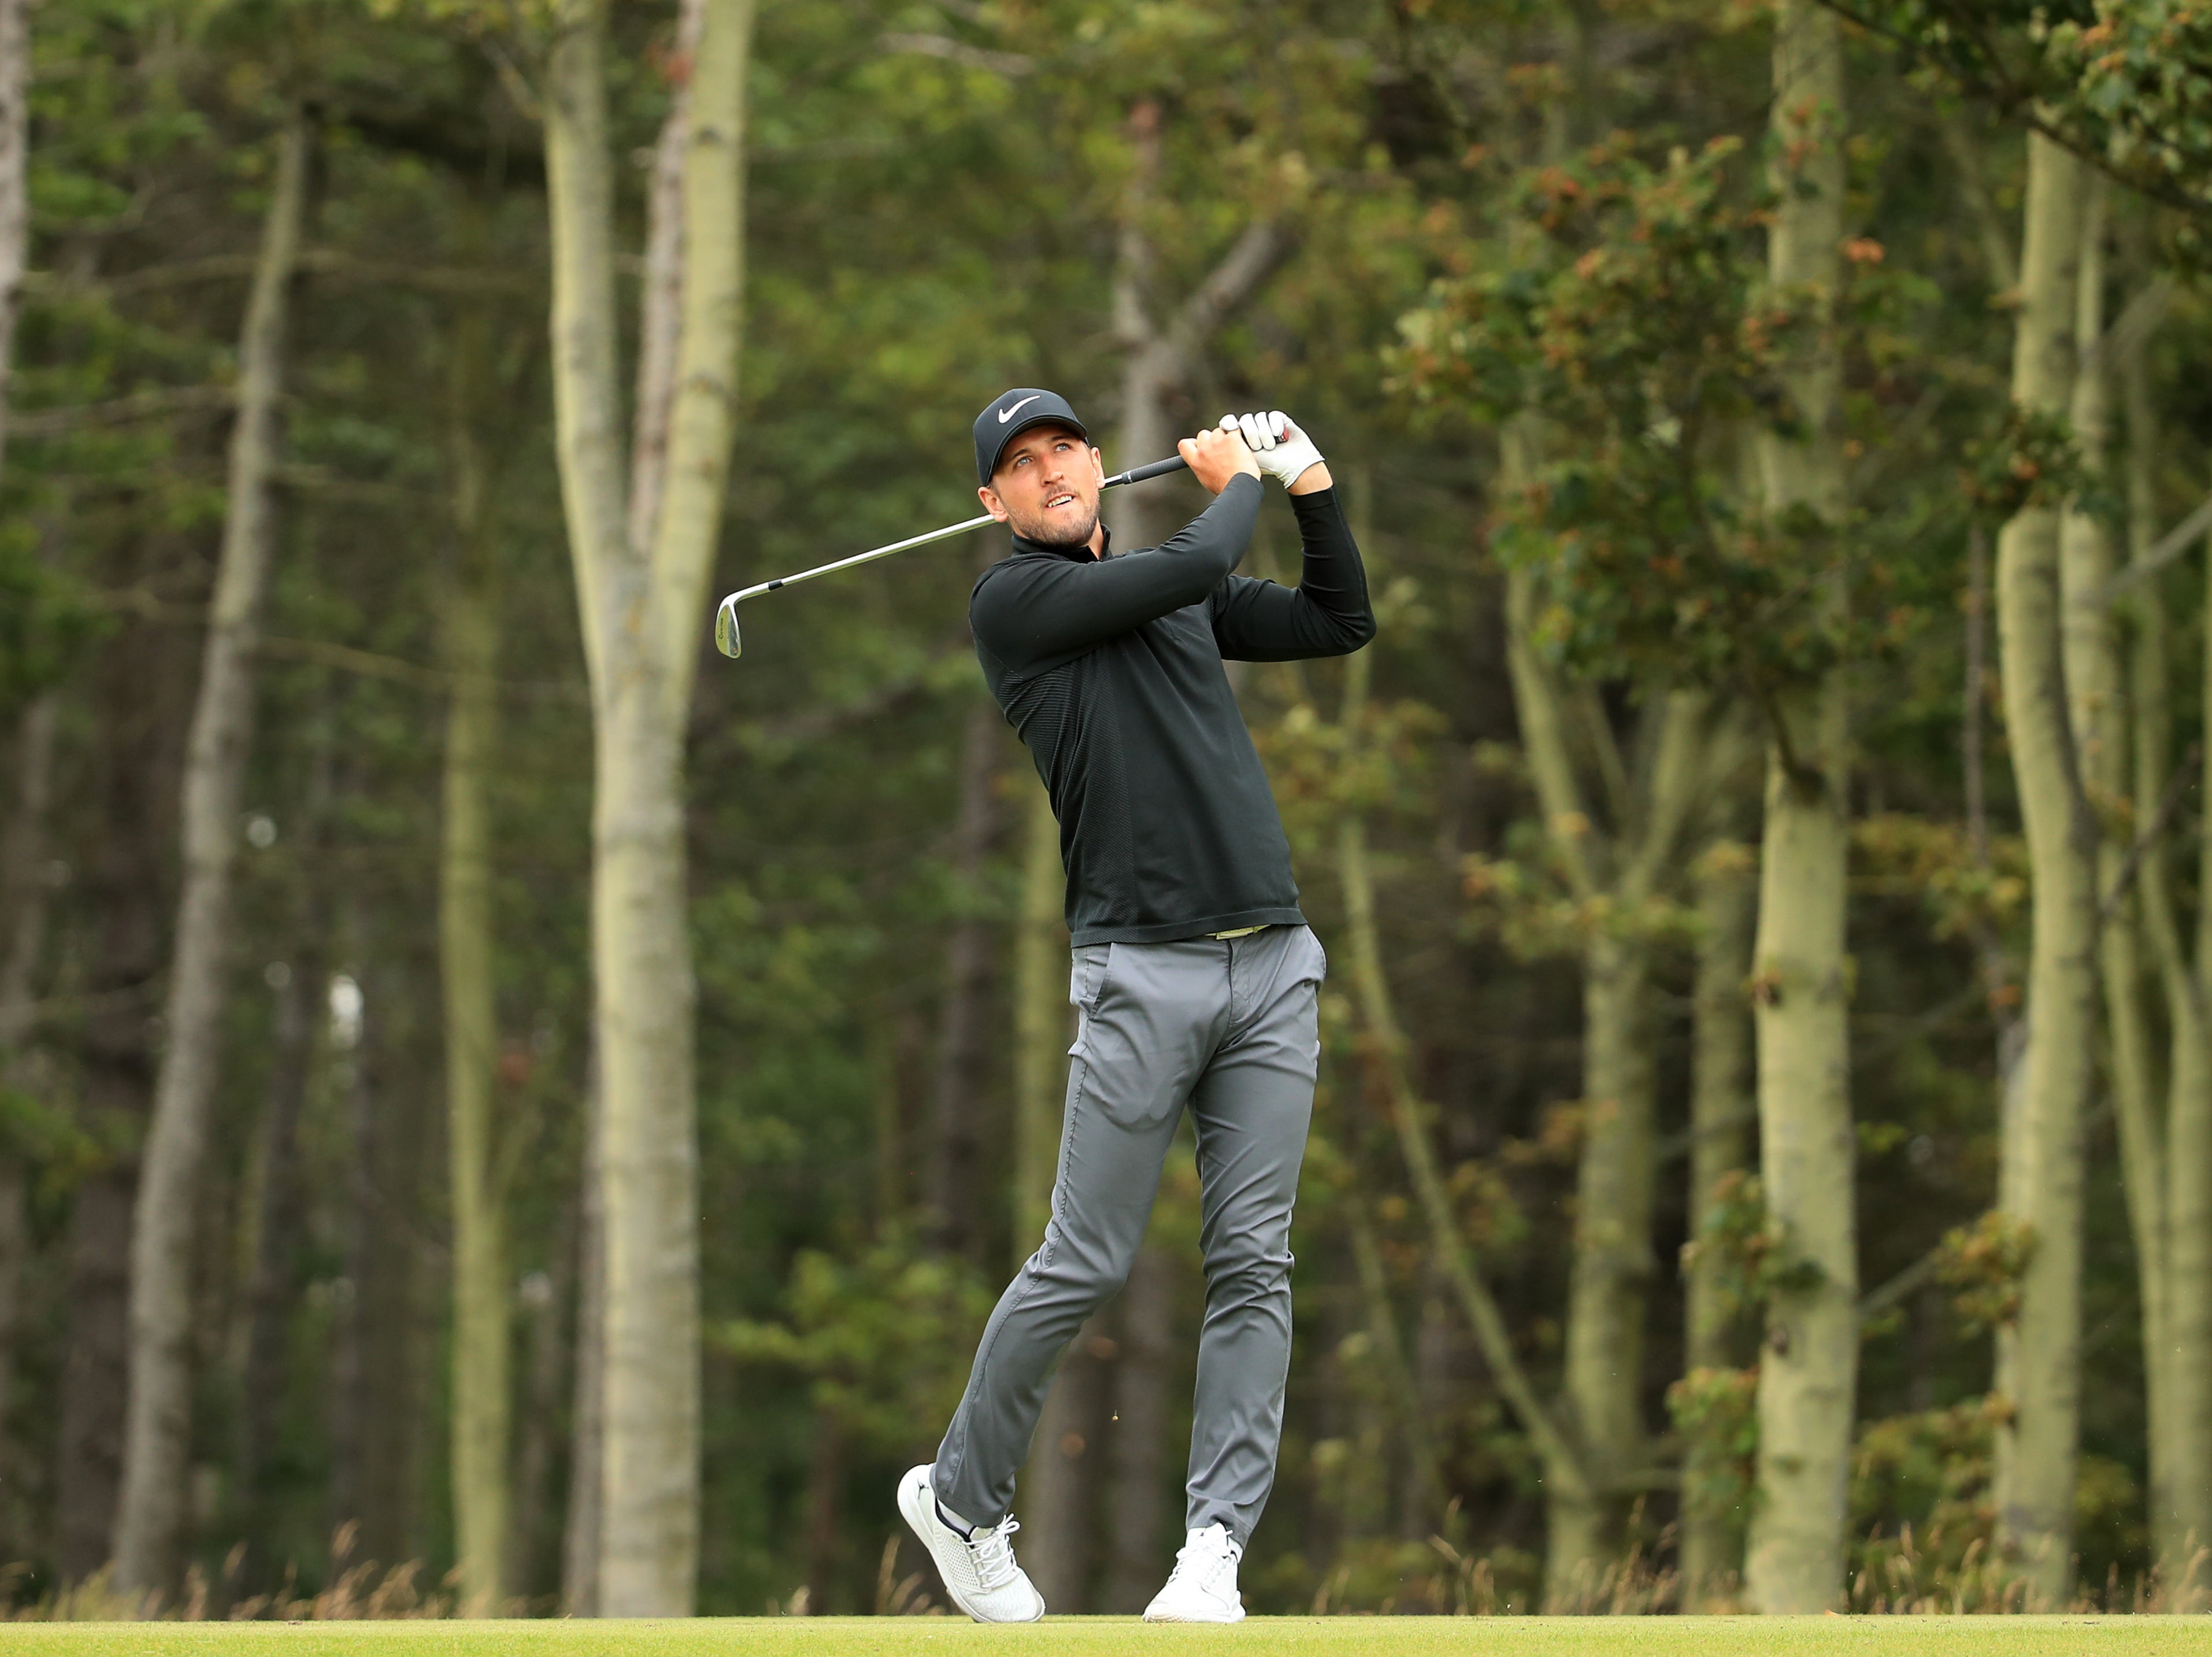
898,389,1374,1622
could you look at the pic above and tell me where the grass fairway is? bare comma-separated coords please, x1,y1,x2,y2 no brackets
5,1619,2211,1656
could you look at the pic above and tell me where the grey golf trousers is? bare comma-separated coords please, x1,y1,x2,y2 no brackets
932,923,1325,1547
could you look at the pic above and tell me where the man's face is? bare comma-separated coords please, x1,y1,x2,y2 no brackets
980,424,1106,547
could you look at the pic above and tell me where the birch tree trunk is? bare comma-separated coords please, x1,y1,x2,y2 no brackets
2173,520,2212,1601
1501,490,1709,1595
1992,132,2092,1608
544,0,751,1612
562,1064,605,1615
2122,305,2212,1588
444,338,509,1615
1681,838,1756,1608
112,116,309,1602
1744,2,1856,1612
2065,188,2203,1591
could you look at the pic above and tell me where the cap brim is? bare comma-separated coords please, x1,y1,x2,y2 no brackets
983,414,1089,484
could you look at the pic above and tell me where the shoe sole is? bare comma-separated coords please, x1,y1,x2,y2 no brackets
1144,1611,1246,1623
895,1467,1042,1623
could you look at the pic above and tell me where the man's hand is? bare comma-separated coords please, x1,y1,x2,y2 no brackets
1218,411,1330,494
1179,424,1262,495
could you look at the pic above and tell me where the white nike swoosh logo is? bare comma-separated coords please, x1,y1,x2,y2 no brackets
996,395,1042,424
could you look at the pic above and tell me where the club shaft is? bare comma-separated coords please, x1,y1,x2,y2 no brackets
728,513,995,604
727,454,1191,605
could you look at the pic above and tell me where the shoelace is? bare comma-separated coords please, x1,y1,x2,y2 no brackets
1168,1532,1238,1598
966,1516,1022,1592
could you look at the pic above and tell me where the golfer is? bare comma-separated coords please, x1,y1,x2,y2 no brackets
897,390,1373,1623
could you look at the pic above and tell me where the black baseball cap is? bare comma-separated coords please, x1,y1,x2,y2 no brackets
975,388,1088,484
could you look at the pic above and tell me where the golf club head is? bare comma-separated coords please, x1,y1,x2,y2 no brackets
714,595,742,658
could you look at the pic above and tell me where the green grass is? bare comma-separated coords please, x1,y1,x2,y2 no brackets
4,1618,2211,1656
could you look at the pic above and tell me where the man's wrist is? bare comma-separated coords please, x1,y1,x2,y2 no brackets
1287,461,1332,496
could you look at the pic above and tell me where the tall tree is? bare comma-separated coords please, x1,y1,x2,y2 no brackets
1745,1,1857,1612
443,302,509,1616
2106,275,2212,1592
112,115,310,1601
1501,538,1716,1597
542,0,751,1612
1991,130,2092,1607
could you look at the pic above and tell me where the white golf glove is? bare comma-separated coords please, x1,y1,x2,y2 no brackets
1218,410,1324,489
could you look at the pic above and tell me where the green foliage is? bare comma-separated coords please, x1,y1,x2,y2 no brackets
1854,812,2030,945
715,1235,993,1456
1962,405,2095,521
0,542,105,719
1936,1209,2039,1333
1829,0,2212,225
1846,1396,2006,1610
1459,838,1701,959
1666,1364,1759,1519
1679,1168,1829,1316
1396,133,1934,719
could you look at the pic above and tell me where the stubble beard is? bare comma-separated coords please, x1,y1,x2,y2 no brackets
1010,498,1100,548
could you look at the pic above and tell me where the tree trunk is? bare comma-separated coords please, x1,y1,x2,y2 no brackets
544,0,751,1612
1502,525,1709,1597
443,344,509,1615
1681,839,1755,1608
112,115,309,1603
1992,131,2093,1609
562,1060,605,1615
1745,2,1856,1612
2069,188,2209,1593
926,692,1002,1263
57,734,169,1582
2173,524,2212,1603
2121,300,2212,1591
1549,929,1656,1595
1344,1198,1443,1538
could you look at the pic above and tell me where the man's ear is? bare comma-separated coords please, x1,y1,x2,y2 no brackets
979,484,1010,523
1090,447,1106,481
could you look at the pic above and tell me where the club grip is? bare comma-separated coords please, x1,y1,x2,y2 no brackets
1103,454,1191,489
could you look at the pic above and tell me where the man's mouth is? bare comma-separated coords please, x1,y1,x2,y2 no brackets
1046,493,1076,509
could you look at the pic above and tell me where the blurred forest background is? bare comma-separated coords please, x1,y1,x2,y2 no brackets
5,0,2212,1621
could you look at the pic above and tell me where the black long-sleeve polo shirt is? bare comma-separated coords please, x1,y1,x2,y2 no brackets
969,473,1376,946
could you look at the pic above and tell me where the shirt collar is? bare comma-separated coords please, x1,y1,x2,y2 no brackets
1010,524,1114,563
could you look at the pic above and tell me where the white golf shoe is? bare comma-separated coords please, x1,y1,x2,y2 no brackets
896,1464,1045,1622
1143,1522,1246,1622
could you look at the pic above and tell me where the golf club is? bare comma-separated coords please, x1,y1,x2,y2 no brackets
714,453,1191,658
